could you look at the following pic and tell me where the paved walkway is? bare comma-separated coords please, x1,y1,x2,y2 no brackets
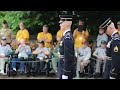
0,75,102,79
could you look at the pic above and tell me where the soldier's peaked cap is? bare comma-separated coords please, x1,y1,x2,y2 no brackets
59,15,73,23
99,18,112,29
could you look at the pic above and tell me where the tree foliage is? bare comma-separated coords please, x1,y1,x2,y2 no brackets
0,11,60,35
0,11,120,37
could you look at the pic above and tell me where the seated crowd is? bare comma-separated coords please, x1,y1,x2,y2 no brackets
1,19,120,79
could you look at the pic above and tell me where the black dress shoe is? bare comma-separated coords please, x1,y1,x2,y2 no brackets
79,73,84,78
20,71,24,75
50,70,56,74
94,73,100,78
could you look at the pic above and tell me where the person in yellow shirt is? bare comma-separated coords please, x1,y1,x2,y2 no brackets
73,20,89,70
16,22,29,44
37,25,52,48
73,20,89,49
117,21,120,35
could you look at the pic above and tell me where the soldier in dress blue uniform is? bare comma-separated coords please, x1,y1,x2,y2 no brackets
103,36,112,79
99,18,120,79
58,15,76,79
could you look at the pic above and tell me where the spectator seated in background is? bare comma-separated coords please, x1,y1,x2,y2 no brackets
49,38,59,74
96,27,108,48
32,41,50,72
11,39,31,74
76,41,91,78
16,21,29,44
0,37,12,75
37,25,52,50
93,40,107,78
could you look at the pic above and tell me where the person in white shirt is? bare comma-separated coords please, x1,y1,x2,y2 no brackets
0,37,12,75
96,27,108,48
93,40,107,77
32,41,50,72
11,39,31,74
76,40,91,78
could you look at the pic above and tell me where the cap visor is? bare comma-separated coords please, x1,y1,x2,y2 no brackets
59,20,64,24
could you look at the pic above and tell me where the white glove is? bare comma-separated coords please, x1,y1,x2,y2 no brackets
62,75,68,79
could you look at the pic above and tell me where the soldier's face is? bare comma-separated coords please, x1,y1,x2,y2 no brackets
60,22,65,30
106,26,112,36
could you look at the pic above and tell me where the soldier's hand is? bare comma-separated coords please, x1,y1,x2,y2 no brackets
107,57,112,60
58,52,60,59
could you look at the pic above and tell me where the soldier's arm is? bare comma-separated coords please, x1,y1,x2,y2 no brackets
63,35,74,76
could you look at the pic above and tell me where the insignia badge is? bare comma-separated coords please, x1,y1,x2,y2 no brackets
114,46,118,52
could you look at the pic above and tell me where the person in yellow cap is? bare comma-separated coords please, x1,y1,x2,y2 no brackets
16,21,29,44
117,21,120,35
37,25,52,49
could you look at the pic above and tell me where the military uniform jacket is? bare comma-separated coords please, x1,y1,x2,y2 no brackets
106,36,112,57
108,31,120,67
59,30,75,76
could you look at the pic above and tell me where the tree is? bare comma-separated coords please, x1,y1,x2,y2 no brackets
0,11,119,37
